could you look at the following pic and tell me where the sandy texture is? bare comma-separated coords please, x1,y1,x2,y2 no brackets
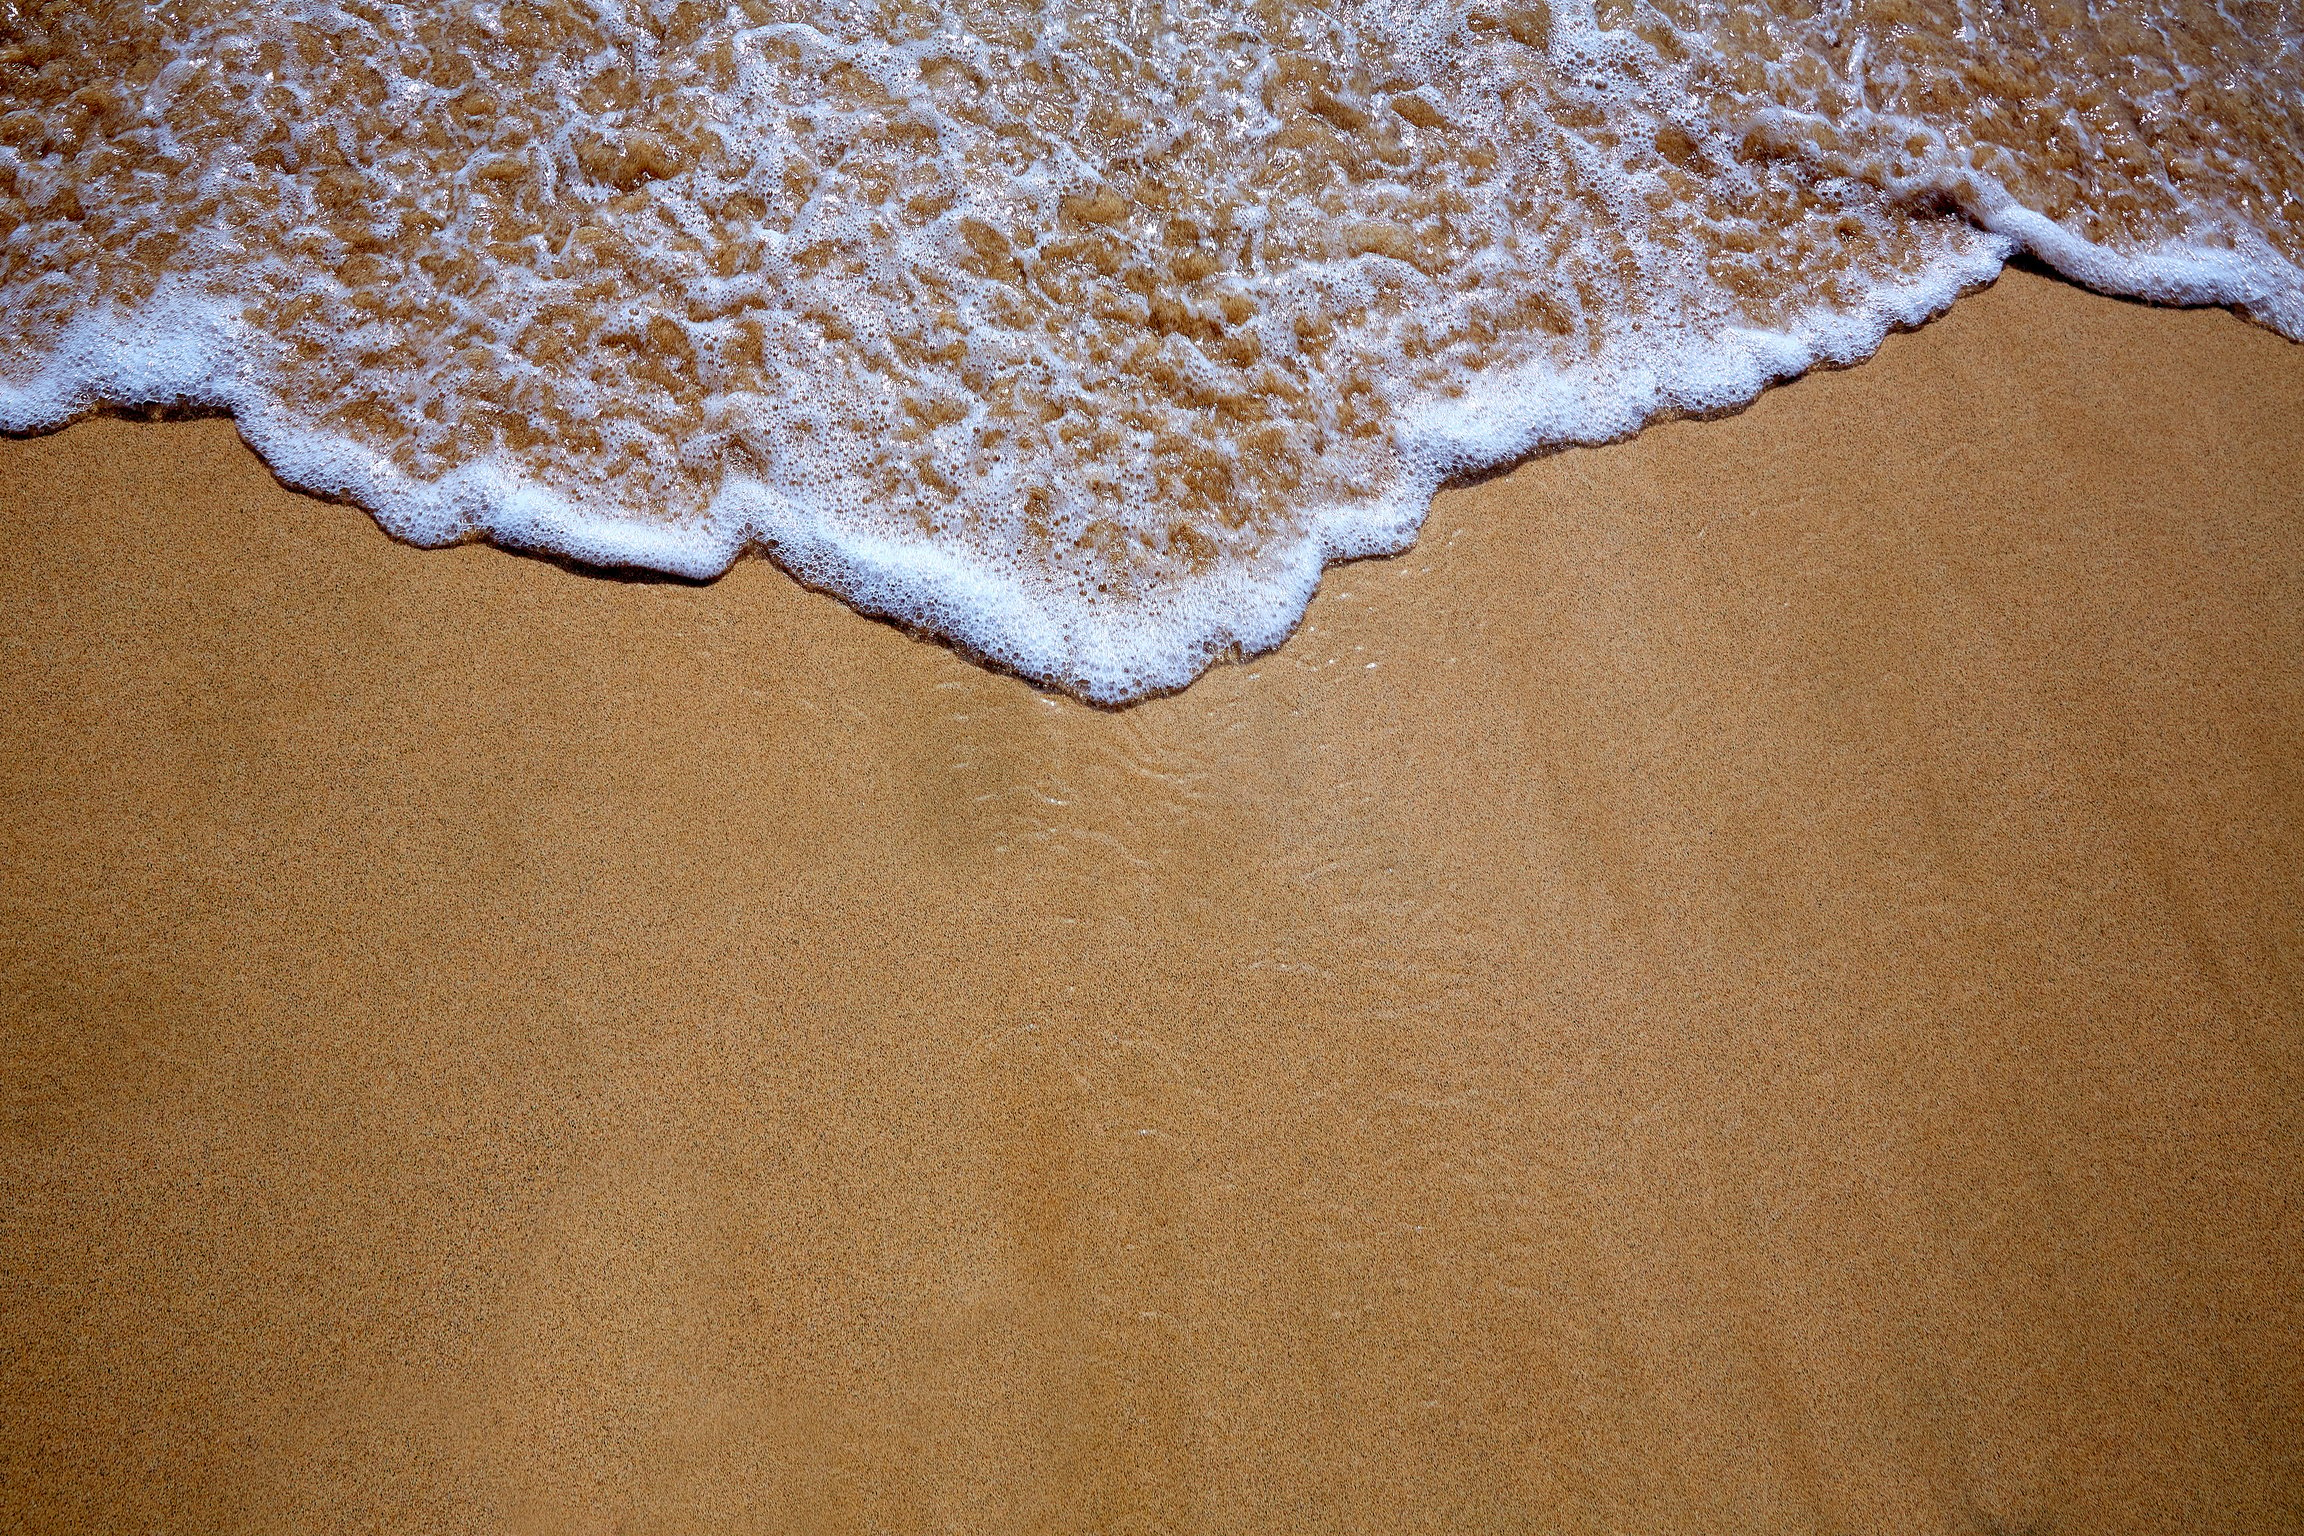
2,270,2301,1534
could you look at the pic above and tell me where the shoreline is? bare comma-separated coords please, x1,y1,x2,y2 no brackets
0,236,2027,702
3,255,2288,707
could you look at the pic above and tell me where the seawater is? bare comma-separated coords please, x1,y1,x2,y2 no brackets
1,0,2298,700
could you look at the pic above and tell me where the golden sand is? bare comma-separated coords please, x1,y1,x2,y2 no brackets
3,270,2300,1531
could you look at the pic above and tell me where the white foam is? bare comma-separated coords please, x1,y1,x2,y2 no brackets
1980,205,2304,339
1,0,2296,701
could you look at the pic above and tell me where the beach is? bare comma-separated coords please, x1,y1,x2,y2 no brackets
2,267,2300,1531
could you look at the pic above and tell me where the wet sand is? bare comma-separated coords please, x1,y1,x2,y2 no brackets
2,269,2300,1533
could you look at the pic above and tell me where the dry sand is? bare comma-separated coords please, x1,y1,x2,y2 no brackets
2,269,2301,1534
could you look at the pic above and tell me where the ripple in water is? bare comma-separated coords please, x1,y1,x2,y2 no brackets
2,0,2298,698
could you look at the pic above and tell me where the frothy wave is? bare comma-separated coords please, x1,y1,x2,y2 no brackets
3,0,2297,699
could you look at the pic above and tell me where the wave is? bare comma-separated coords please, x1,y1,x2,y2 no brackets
2,0,2297,699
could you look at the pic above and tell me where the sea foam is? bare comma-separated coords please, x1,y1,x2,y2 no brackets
2,0,2297,699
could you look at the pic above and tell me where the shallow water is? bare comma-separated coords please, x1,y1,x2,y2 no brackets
2,0,2298,698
